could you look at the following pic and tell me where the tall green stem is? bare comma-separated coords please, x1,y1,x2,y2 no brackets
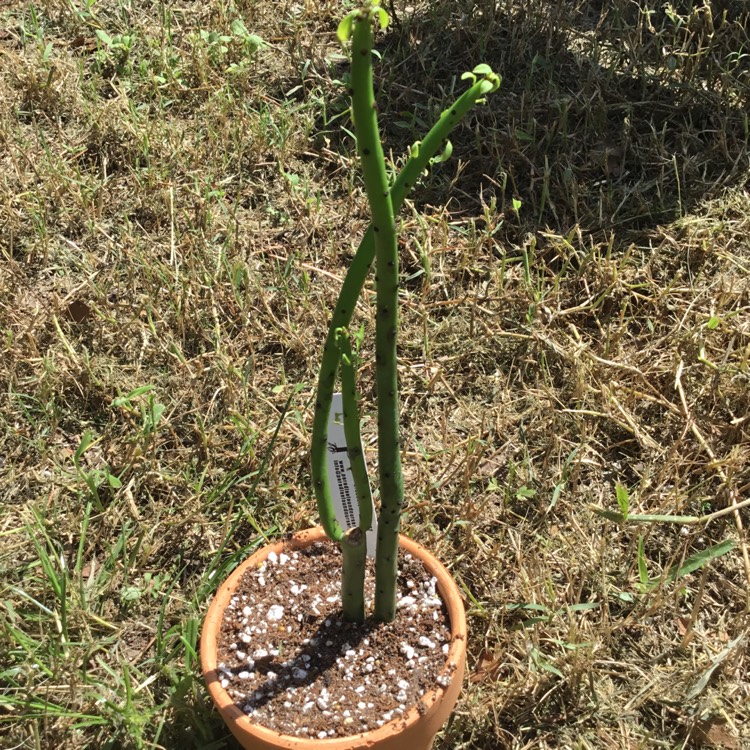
337,328,371,622
311,69,500,544
348,13,403,622
336,329,373,534
311,3,501,623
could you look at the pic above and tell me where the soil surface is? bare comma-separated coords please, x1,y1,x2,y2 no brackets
216,540,455,739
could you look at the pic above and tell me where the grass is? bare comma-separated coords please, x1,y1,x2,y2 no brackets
1,0,749,748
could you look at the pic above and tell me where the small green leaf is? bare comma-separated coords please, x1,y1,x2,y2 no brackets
125,384,155,399
460,71,477,84
706,316,719,330
231,18,249,37
530,648,564,678
512,198,522,213
106,471,122,489
120,585,141,603
485,72,502,92
337,12,356,43
472,63,493,76
149,401,165,426
429,140,453,164
74,431,95,462
95,29,113,47
667,539,736,582
615,482,629,517
245,33,265,50
516,486,536,498
374,6,389,30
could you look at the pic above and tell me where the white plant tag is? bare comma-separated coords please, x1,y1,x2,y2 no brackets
326,393,377,557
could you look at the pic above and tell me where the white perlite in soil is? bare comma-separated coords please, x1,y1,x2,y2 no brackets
215,540,456,739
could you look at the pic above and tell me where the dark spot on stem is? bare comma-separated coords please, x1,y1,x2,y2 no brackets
373,226,379,232
360,48,369,55
363,148,370,156
450,109,457,116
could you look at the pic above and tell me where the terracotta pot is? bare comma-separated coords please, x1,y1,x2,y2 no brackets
201,527,467,750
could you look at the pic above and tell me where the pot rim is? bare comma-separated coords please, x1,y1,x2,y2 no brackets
200,526,467,748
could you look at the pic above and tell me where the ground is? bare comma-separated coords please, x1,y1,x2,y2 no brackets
0,1,748,748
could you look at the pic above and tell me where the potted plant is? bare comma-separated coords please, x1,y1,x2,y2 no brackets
201,3,500,748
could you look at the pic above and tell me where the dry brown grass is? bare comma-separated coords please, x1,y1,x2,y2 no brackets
1,1,748,748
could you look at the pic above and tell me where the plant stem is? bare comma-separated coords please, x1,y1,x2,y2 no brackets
341,526,367,622
348,12,403,623
336,328,372,622
311,73,499,545
336,329,373,534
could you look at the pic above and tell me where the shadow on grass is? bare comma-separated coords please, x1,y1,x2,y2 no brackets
316,0,748,248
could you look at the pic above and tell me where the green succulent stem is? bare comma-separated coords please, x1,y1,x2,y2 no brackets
336,328,373,535
341,526,367,622
348,11,403,623
311,70,499,545
311,3,501,623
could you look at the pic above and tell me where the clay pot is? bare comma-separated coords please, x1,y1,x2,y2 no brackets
201,527,467,750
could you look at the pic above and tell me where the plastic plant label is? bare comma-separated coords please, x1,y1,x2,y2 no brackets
326,393,377,557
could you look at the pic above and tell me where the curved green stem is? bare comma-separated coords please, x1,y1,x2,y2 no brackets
311,69,500,545
337,329,371,621
336,328,373,533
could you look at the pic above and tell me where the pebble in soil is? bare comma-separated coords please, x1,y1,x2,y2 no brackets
216,540,456,739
